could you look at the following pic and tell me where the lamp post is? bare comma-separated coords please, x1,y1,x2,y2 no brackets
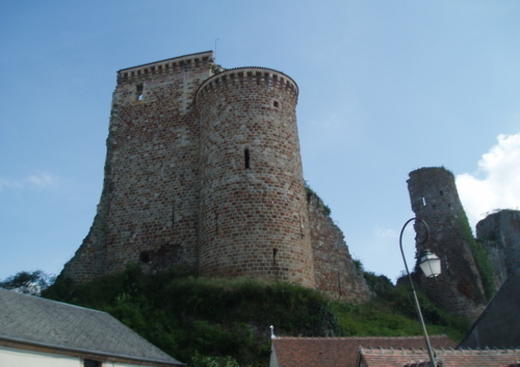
399,217,441,367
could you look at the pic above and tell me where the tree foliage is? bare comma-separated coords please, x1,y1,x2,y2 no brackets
0,270,55,295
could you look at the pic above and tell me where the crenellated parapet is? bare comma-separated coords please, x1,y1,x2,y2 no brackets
195,67,298,102
117,50,214,84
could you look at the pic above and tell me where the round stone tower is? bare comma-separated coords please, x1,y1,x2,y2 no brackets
407,167,487,320
195,68,316,287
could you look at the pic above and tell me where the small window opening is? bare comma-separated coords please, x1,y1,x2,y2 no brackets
136,83,144,101
244,148,250,169
84,360,101,367
139,251,151,264
299,214,304,238
272,248,278,264
439,190,444,196
421,197,427,207
448,203,451,208
215,211,219,235
273,101,279,108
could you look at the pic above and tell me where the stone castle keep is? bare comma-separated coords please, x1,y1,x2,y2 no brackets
62,51,370,302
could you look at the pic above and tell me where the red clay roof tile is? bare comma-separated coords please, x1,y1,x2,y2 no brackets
359,347,520,367
271,335,456,367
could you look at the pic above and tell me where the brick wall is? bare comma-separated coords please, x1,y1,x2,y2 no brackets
307,190,371,303
196,68,315,287
62,52,214,281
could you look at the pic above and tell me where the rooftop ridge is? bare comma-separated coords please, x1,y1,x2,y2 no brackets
273,335,450,340
0,288,106,315
359,347,520,355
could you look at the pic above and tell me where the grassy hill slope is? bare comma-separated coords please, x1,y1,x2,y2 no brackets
43,266,468,367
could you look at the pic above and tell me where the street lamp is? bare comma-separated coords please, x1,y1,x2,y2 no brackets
399,217,441,367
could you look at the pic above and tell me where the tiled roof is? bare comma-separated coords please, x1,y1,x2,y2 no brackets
271,335,456,367
359,347,520,367
0,288,183,365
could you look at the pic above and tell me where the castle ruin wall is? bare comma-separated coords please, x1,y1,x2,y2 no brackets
306,190,371,303
477,209,520,288
407,167,486,320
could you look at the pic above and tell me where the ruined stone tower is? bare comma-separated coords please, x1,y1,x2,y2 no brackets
407,167,487,320
62,51,370,302
477,209,520,288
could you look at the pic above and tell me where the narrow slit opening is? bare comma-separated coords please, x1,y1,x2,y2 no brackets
244,148,250,169
136,83,144,101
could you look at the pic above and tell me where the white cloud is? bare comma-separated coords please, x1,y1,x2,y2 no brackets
26,173,58,188
456,133,520,228
0,178,22,190
0,172,59,191
374,227,398,239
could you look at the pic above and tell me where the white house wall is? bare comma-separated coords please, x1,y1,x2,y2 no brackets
0,346,165,367
0,345,80,367
269,345,279,367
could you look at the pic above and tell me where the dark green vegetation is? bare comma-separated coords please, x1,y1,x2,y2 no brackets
458,213,496,300
42,266,467,367
0,270,54,295
304,183,331,216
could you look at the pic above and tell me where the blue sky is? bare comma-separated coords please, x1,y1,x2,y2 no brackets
1,1,520,282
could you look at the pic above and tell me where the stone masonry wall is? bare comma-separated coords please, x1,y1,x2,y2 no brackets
476,209,520,288
306,190,371,303
407,167,486,320
61,52,370,302
62,52,214,281
196,68,315,287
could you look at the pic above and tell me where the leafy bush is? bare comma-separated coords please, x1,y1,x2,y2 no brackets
363,272,394,298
